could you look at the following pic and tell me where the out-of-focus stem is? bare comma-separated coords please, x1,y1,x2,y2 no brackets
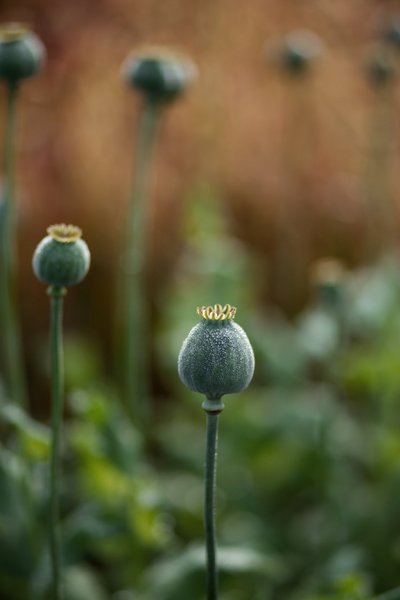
203,399,224,600
48,285,66,600
0,81,27,406
365,67,396,255
272,75,312,312
125,98,162,425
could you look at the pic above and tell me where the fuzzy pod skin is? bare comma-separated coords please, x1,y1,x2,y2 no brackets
178,305,255,400
32,224,90,288
122,48,196,101
0,24,45,82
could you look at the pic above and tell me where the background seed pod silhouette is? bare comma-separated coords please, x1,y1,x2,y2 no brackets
122,48,197,101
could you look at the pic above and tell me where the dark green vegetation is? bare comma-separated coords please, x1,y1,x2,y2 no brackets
2,200,400,598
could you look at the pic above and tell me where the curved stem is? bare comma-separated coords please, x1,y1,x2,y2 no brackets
125,98,162,425
204,408,221,600
48,285,66,600
0,81,27,406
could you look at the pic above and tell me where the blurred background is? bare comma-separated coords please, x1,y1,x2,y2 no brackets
5,0,400,383
2,0,400,598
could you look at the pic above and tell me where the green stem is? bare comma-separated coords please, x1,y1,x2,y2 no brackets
203,399,224,600
48,285,66,600
0,81,27,406
125,98,162,424
365,74,396,255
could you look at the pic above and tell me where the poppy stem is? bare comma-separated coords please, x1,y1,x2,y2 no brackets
48,285,66,600
203,399,224,600
125,97,162,425
0,81,27,406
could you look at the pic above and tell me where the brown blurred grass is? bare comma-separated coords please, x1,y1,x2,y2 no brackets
1,0,400,405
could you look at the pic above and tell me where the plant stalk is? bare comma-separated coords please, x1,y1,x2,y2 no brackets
0,81,27,406
365,73,396,255
204,403,222,600
125,97,162,424
48,285,66,600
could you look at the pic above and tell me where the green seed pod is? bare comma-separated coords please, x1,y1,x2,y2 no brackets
365,49,395,88
278,30,322,75
122,46,197,102
178,305,255,402
0,23,45,83
32,224,90,288
384,17,400,48
311,258,345,308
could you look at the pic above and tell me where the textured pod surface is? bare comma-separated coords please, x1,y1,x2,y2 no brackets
0,25,45,82
123,48,196,101
178,318,255,399
32,225,90,287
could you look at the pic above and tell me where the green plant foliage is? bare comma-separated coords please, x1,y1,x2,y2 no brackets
3,214,400,598
0,445,47,599
141,544,280,600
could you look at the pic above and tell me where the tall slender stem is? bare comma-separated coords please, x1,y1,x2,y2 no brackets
125,98,162,424
204,407,221,600
48,285,66,600
0,81,27,406
365,75,396,255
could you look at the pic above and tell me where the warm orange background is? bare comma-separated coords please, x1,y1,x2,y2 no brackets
1,0,400,407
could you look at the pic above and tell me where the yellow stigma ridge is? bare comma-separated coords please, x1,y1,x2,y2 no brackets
47,224,82,243
197,304,237,321
0,23,30,42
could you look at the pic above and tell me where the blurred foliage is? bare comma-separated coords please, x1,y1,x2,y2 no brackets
3,205,400,597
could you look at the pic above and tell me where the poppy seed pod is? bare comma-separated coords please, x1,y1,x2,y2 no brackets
178,305,255,402
122,47,197,101
366,51,395,87
278,30,323,74
384,17,400,48
311,258,346,308
0,23,45,82
32,224,90,288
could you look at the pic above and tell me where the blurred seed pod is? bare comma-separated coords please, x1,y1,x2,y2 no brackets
384,15,400,48
365,45,396,88
269,29,323,75
122,46,197,102
311,258,346,307
0,23,45,82
32,224,90,288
